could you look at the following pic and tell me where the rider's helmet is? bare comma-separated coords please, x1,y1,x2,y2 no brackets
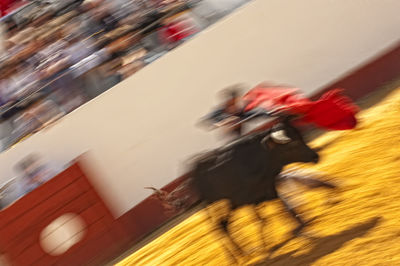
218,84,247,113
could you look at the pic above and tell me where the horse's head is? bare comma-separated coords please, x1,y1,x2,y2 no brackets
262,115,319,165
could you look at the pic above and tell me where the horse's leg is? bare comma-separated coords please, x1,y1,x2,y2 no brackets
252,206,268,252
279,171,336,189
281,169,342,206
278,193,306,235
279,193,319,242
218,210,245,255
289,175,336,189
205,205,243,264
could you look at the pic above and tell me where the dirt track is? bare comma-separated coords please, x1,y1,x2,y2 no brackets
117,86,400,266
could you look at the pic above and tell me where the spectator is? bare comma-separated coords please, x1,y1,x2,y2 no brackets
63,20,96,65
0,66,17,106
14,154,56,194
0,154,57,209
87,3,120,33
0,177,24,210
11,62,41,99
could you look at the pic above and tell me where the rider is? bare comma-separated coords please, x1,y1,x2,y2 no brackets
199,85,271,139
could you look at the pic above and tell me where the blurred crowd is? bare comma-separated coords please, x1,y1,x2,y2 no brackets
0,0,250,152
0,0,194,151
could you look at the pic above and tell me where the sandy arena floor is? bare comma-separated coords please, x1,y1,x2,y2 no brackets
116,85,400,266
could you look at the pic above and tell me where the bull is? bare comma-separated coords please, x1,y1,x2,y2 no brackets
147,116,336,258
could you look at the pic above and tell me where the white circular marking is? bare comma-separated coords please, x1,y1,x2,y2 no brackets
40,213,87,256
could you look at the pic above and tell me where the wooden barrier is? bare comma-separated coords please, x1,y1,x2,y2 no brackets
0,160,127,266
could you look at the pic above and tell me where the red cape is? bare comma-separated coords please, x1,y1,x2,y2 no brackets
243,84,359,130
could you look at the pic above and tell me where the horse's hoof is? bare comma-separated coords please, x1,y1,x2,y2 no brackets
268,237,295,256
269,243,282,253
325,197,342,205
301,230,318,240
248,246,268,256
233,246,250,258
305,216,318,225
292,225,304,237
292,223,316,238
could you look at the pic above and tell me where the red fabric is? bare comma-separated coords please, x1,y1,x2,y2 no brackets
0,0,12,16
302,89,358,130
243,84,359,130
243,85,313,114
1,0,23,16
161,19,197,43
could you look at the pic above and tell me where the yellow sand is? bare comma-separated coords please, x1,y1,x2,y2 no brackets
117,88,400,266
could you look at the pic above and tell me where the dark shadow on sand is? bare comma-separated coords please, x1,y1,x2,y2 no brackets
253,216,382,266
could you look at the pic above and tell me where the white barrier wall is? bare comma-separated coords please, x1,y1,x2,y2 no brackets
0,0,399,217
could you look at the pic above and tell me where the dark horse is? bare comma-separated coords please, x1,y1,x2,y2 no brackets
147,116,336,260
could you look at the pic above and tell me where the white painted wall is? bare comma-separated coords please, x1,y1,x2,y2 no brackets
0,0,399,217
